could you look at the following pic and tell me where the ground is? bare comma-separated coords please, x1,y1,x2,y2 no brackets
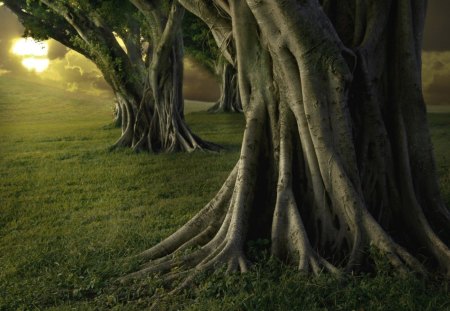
0,76,449,310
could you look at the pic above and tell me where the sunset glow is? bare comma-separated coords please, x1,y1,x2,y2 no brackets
11,38,50,73
21,58,50,73
12,38,49,56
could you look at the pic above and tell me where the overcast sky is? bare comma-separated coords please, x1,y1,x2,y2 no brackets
0,2,449,105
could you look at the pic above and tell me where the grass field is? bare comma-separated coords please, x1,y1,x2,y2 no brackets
0,76,449,310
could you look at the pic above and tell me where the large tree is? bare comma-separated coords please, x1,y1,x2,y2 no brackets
6,0,217,153
5,0,146,145
125,0,450,288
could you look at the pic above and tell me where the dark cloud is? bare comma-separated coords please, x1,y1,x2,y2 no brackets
91,77,111,91
423,0,450,51
82,70,111,92
47,41,69,60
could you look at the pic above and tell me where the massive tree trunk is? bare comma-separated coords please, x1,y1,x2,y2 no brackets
209,58,242,113
125,0,449,286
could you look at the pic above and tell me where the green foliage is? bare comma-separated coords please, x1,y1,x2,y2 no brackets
183,11,220,74
0,76,449,310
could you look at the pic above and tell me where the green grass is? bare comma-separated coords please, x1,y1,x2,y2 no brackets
0,76,449,310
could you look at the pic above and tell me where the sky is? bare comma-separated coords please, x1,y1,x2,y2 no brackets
0,2,449,105
0,3,220,102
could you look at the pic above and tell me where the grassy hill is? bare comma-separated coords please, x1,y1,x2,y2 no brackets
0,76,449,310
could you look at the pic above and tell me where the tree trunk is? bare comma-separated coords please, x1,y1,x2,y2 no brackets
130,0,220,153
112,99,122,128
208,59,242,113
111,91,138,149
124,0,449,288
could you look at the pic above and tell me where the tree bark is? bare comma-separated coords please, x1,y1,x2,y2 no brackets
130,0,220,152
124,0,449,287
209,58,242,113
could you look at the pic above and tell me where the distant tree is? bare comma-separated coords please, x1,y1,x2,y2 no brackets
125,0,450,290
183,11,241,113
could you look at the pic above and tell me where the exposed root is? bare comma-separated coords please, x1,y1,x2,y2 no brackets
362,211,428,276
121,106,264,289
138,164,238,261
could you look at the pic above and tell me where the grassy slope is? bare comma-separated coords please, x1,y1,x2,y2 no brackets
0,76,449,310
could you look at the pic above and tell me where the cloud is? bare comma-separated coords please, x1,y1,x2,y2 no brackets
47,40,69,60
37,49,113,96
422,51,450,105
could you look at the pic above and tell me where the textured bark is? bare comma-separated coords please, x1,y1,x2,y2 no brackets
125,0,449,290
209,59,242,113
130,0,220,152
112,99,122,128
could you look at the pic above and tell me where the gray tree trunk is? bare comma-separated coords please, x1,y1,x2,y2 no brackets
130,0,220,152
112,100,122,128
209,59,242,113
123,0,449,289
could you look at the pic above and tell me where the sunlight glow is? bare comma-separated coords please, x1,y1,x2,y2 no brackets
12,38,49,57
11,38,50,73
21,58,50,73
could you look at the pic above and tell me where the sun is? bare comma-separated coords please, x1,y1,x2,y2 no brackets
11,38,50,73
12,38,49,57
